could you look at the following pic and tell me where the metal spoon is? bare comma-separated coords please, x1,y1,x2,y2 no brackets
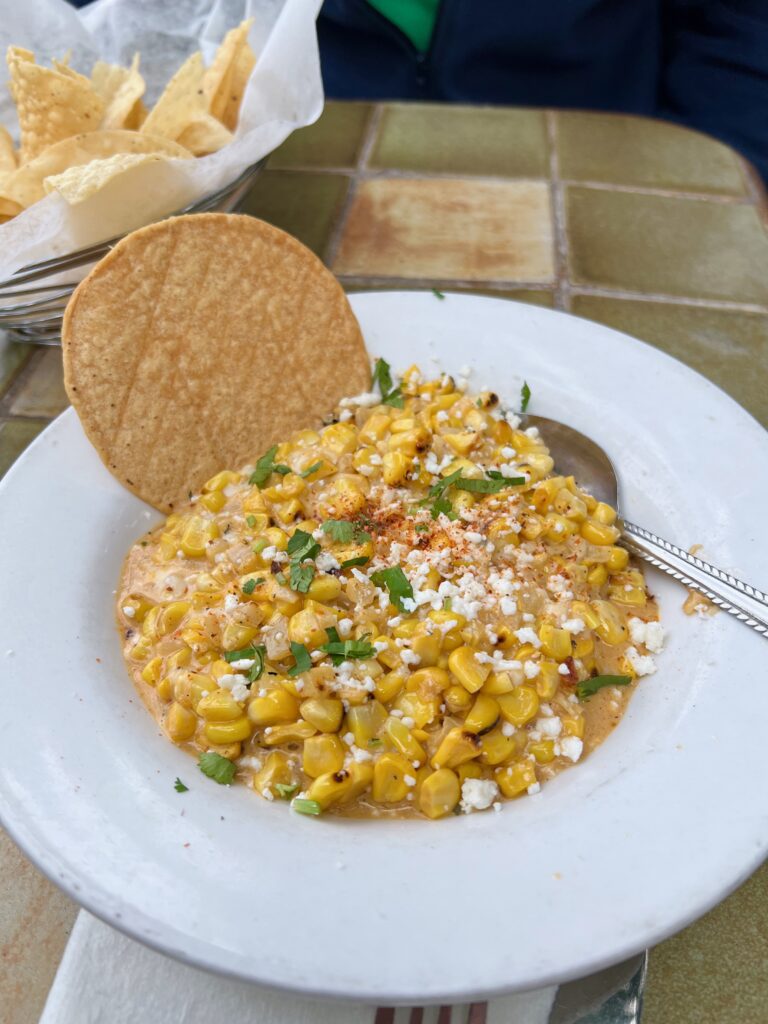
526,415,768,638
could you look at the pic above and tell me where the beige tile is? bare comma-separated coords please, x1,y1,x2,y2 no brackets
8,349,68,418
333,178,554,282
0,828,77,1024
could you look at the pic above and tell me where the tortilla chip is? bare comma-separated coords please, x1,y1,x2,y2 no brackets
123,98,148,131
176,114,233,156
140,51,206,142
0,130,191,208
203,19,256,131
0,194,22,222
91,54,146,131
44,151,164,204
0,126,17,173
62,213,371,512
6,46,104,161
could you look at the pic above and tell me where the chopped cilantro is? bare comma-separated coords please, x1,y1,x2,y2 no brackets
274,464,291,476
198,752,237,785
241,578,257,595
455,475,524,493
249,445,279,487
300,461,323,479
275,571,287,585
224,644,266,683
414,523,430,533
520,380,531,414
173,778,188,793
287,529,320,563
292,798,322,816
275,782,299,799
340,555,370,568
371,357,405,408
290,561,315,593
370,566,414,612
322,519,371,544
432,288,445,299
430,495,457,520
288,642,312,677
576,675,632,701
320,631,375,664
252,538,268,554
245,514,257,527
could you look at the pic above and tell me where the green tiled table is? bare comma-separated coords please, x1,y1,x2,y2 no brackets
1,102,767,1024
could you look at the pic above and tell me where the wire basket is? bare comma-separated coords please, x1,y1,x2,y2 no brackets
0,159,265,346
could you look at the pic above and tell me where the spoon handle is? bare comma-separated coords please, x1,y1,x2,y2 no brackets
620,520,768,638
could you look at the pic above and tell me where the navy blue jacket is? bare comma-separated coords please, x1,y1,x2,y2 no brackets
319,0,768,183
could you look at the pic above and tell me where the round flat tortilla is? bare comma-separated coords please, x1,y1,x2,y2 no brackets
62,213,370,512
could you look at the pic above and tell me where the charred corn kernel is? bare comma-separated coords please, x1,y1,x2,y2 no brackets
307,769,353,809
545,514,579,541
481,670,516,695
252,751,293,795
444,684,473,713
407,666,450,695
464,694,500,733
221,622,259,651
300,698,344,733
180,516,219,558
375,669,406,703
307,574,342,603
530,739,556,764
591,600,628,644
562,714,585,738
480,726,524,765
535,661,560,699
456,761,484,784
159,601,191,635
303,734,345,777
419,769,460,819
387,428,430,457
383,716,426,760
497,686,540,726
166,702,197,742
262,721,317,745
346,701,388,746
606,545,630,572
382,451,410,486
587,564,608,586
156,675,174,701
581,519,620,546
341,761,375,802
265,474,306,501
273,498,303,522
173,671,213,709
204,716,251,744
571,600,600,630
203,470,241,492
320,478,367,518
410,632,440,666
207,741,241,760
497,759,537,798
122,595,154,622
359,412,391,443
242,490,268,514
198,688,242,721
321,422,358,455
539,624,571,661
593,501,617,526
431,727,481,769
372,752,413,802
199,490,226,513
452,491,475,514
443,431,480,456
248,689,299,726
448,646,490,693
520,514,544,541
288,609,327,648
553,488,587,521
141,657,163,686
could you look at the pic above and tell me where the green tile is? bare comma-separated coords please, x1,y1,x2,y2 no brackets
239,172,350,259
566,187,768,304
0,338,32,398
8,348,68,418
369,104,548,177
268,102,372,169
558,112,747,195
0,418,47,478
644,863,768,1024
571,296,768,426
344,283,554,308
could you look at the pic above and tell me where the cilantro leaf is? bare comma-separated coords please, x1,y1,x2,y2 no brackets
381,386,404,408
432,288,445,299
340,556,369,568
290,561,315,593
174,777,188,793
288,642,312,677
249,445,279,487
322,519,371,544
300,461,323,479
242,578,259,595
455,475,525,493
224,644,266,683
292,798,322,816
198,752,237,785
287,529,320,563
274,464,291,476
246,514,257,527
427,468,462,499
521,381,531,414
370,566,414,612
576,675,632,701
414,523,430,533
320,631,375,664
371,357,405,408
430,495,457,520
325,626,341,645
275,782,299,799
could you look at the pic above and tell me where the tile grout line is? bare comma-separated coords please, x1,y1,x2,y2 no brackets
322,104,385,269
737,155,768,228
569,286,768,313
546,111,570,311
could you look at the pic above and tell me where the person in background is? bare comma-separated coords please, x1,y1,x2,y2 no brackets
318,0,768,184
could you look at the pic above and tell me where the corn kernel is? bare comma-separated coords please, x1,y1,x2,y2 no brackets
497,687,540,727
383,716,426,760
248,689,299,726
346,700,388,746
204,717,251,744
307,769,353,809
538,623,572,661
419,769,460,819
464,694,501,733
448,646,491,693
303,734,345,778
496,759,537,798
431,727,482,769
300,697,344,733
197,688,242,721
166,702,197,742
372,752,413,802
